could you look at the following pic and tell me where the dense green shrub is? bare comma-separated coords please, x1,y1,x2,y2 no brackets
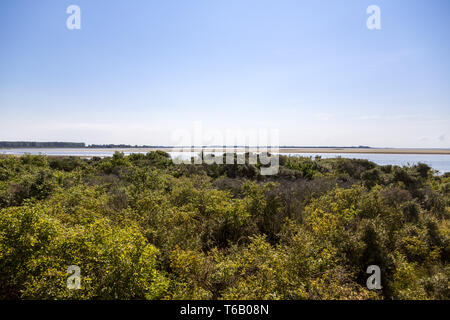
0,153,448,300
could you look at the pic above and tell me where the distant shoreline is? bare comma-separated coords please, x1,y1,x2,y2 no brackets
277,148,450,154
1,147,450,155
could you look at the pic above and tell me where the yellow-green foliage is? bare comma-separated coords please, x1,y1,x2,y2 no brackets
0,153,448,300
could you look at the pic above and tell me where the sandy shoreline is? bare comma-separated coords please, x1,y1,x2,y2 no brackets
1,147,450,155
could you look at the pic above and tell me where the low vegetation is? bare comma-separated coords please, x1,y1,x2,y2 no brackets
0,152,448,299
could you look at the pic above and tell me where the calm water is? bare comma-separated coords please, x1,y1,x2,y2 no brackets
285,153,450,174
1,148,449,173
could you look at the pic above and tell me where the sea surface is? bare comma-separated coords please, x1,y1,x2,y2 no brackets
1,148,449,173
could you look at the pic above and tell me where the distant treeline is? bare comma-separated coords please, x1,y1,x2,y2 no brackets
87,144,171,148
280,145,371,149
0,141,371,149
88,145,372,149
0,142,85,148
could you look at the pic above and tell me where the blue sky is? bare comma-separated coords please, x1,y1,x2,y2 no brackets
1,0,449,147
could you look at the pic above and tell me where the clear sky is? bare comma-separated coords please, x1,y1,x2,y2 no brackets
1,0,449,147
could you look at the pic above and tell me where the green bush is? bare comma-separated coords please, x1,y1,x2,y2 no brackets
0,154,448,300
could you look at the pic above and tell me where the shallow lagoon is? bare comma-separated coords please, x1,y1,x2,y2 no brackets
1,148,449,173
